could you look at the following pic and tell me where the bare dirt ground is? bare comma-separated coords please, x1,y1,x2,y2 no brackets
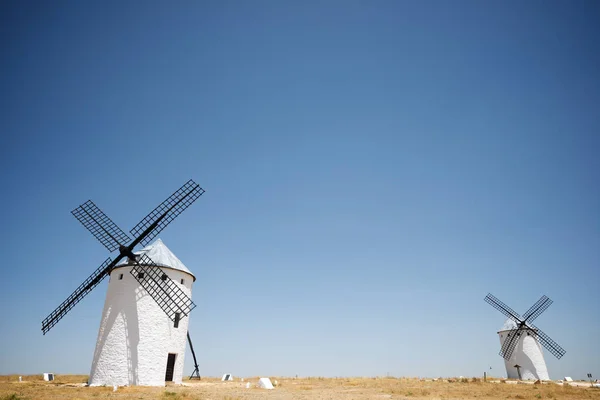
1,375,599,400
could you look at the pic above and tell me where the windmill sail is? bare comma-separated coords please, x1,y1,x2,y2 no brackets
72,200,131,252
42,258,114,334
130,180,204,247
499,328,521,359
484,293,522,323
522,295,553,323
129,254,196,321
528,322,566,359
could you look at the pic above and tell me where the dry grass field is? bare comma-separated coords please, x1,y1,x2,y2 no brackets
1,375,599,400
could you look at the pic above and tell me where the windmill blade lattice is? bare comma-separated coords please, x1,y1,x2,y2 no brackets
42,258,114,334
523,296,553,323
130,180,205,247
484,293,522,323
130,254,196,321
72,200,132,252
499,328,522,360
528,322,566,359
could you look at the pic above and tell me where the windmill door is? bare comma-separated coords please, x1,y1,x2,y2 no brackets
165,353,177,381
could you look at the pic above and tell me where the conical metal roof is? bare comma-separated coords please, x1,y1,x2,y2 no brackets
117,238,195,281
500,319,518,332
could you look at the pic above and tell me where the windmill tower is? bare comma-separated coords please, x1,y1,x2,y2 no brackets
41,180,205,386
89,239,195,386
484,294,566,380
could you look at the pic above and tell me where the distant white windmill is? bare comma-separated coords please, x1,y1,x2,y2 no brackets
485,294,566,380
41,180,205,386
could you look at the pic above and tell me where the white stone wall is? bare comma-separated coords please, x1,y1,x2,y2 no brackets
89,265,193,386
498,330,550,380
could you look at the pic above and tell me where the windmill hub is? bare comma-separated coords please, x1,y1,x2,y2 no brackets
118,244,136,261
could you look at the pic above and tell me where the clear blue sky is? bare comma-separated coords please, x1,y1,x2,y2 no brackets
1,0,598,380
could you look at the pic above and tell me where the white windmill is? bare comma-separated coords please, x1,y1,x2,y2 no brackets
42,180,205,386
485,294,566,380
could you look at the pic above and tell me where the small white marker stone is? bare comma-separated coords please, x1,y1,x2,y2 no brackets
258,377,274,389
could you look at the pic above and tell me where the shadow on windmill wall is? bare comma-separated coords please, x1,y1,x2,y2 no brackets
89,273,141,386
514,337,540,380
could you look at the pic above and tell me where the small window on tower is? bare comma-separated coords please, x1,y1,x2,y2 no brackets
174,313,180,328
180,279,185,285
138,272,145,279
161,273,167,281
119,274,123,280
